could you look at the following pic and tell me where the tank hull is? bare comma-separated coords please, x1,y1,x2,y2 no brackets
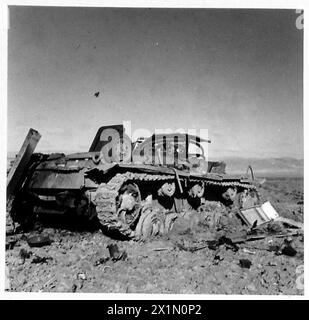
11,152,259,239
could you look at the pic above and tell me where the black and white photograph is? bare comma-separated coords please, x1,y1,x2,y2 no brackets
3,1,305,296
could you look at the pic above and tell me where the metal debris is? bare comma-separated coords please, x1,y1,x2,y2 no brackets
275,217,303,230
31,255,53,264
27,235,52,248
152,247,171,251
239,201,279,227
7,128,41,198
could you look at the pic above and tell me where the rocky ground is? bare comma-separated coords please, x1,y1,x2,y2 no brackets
5,177,304,294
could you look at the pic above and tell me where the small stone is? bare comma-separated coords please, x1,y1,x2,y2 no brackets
247,284,256,292
77,273,87,280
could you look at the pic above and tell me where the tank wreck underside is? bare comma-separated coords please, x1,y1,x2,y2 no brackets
9,126,260,240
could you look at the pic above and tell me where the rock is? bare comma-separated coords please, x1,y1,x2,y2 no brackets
31,255,53,264
107,244,127,261
239,259,252,269
281,245,297,257
77,272,87,280
27,234,52,248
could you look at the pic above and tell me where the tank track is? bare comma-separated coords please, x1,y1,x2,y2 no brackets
92,172,174,238
92,171,257,239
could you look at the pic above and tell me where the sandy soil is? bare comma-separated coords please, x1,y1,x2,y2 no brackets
5,177,304,294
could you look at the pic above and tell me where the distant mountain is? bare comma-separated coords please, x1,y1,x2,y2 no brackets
221,157,303,177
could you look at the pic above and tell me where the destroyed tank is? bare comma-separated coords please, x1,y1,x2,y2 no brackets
8,125,260,239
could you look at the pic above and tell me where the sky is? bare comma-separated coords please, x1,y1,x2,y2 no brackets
7,7,303,158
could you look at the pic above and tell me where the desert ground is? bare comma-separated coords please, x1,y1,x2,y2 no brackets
5,176,304,294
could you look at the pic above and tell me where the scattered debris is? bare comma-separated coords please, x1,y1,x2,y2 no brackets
19,248,32,263
107,244,127,261
77,272,87,281
269,245,281,253
6,236,18,250
31,255,53,264
243,248,256,255
27,235,52,248
275,217,303,230
175,241,208,253
264,220,285,234
43,276,56,288
153,247,171,251
225,231,248,244
205,235,240,251
218,236,239,252
280,238,297,257
207,240,219,251
239,259,252,269
94,257,110,266
213,254,224,265
239,201,279,227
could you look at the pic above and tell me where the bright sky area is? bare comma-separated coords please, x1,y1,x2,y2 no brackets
8,7,303,158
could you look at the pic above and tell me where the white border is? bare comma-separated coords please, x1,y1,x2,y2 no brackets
0,0,307,300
